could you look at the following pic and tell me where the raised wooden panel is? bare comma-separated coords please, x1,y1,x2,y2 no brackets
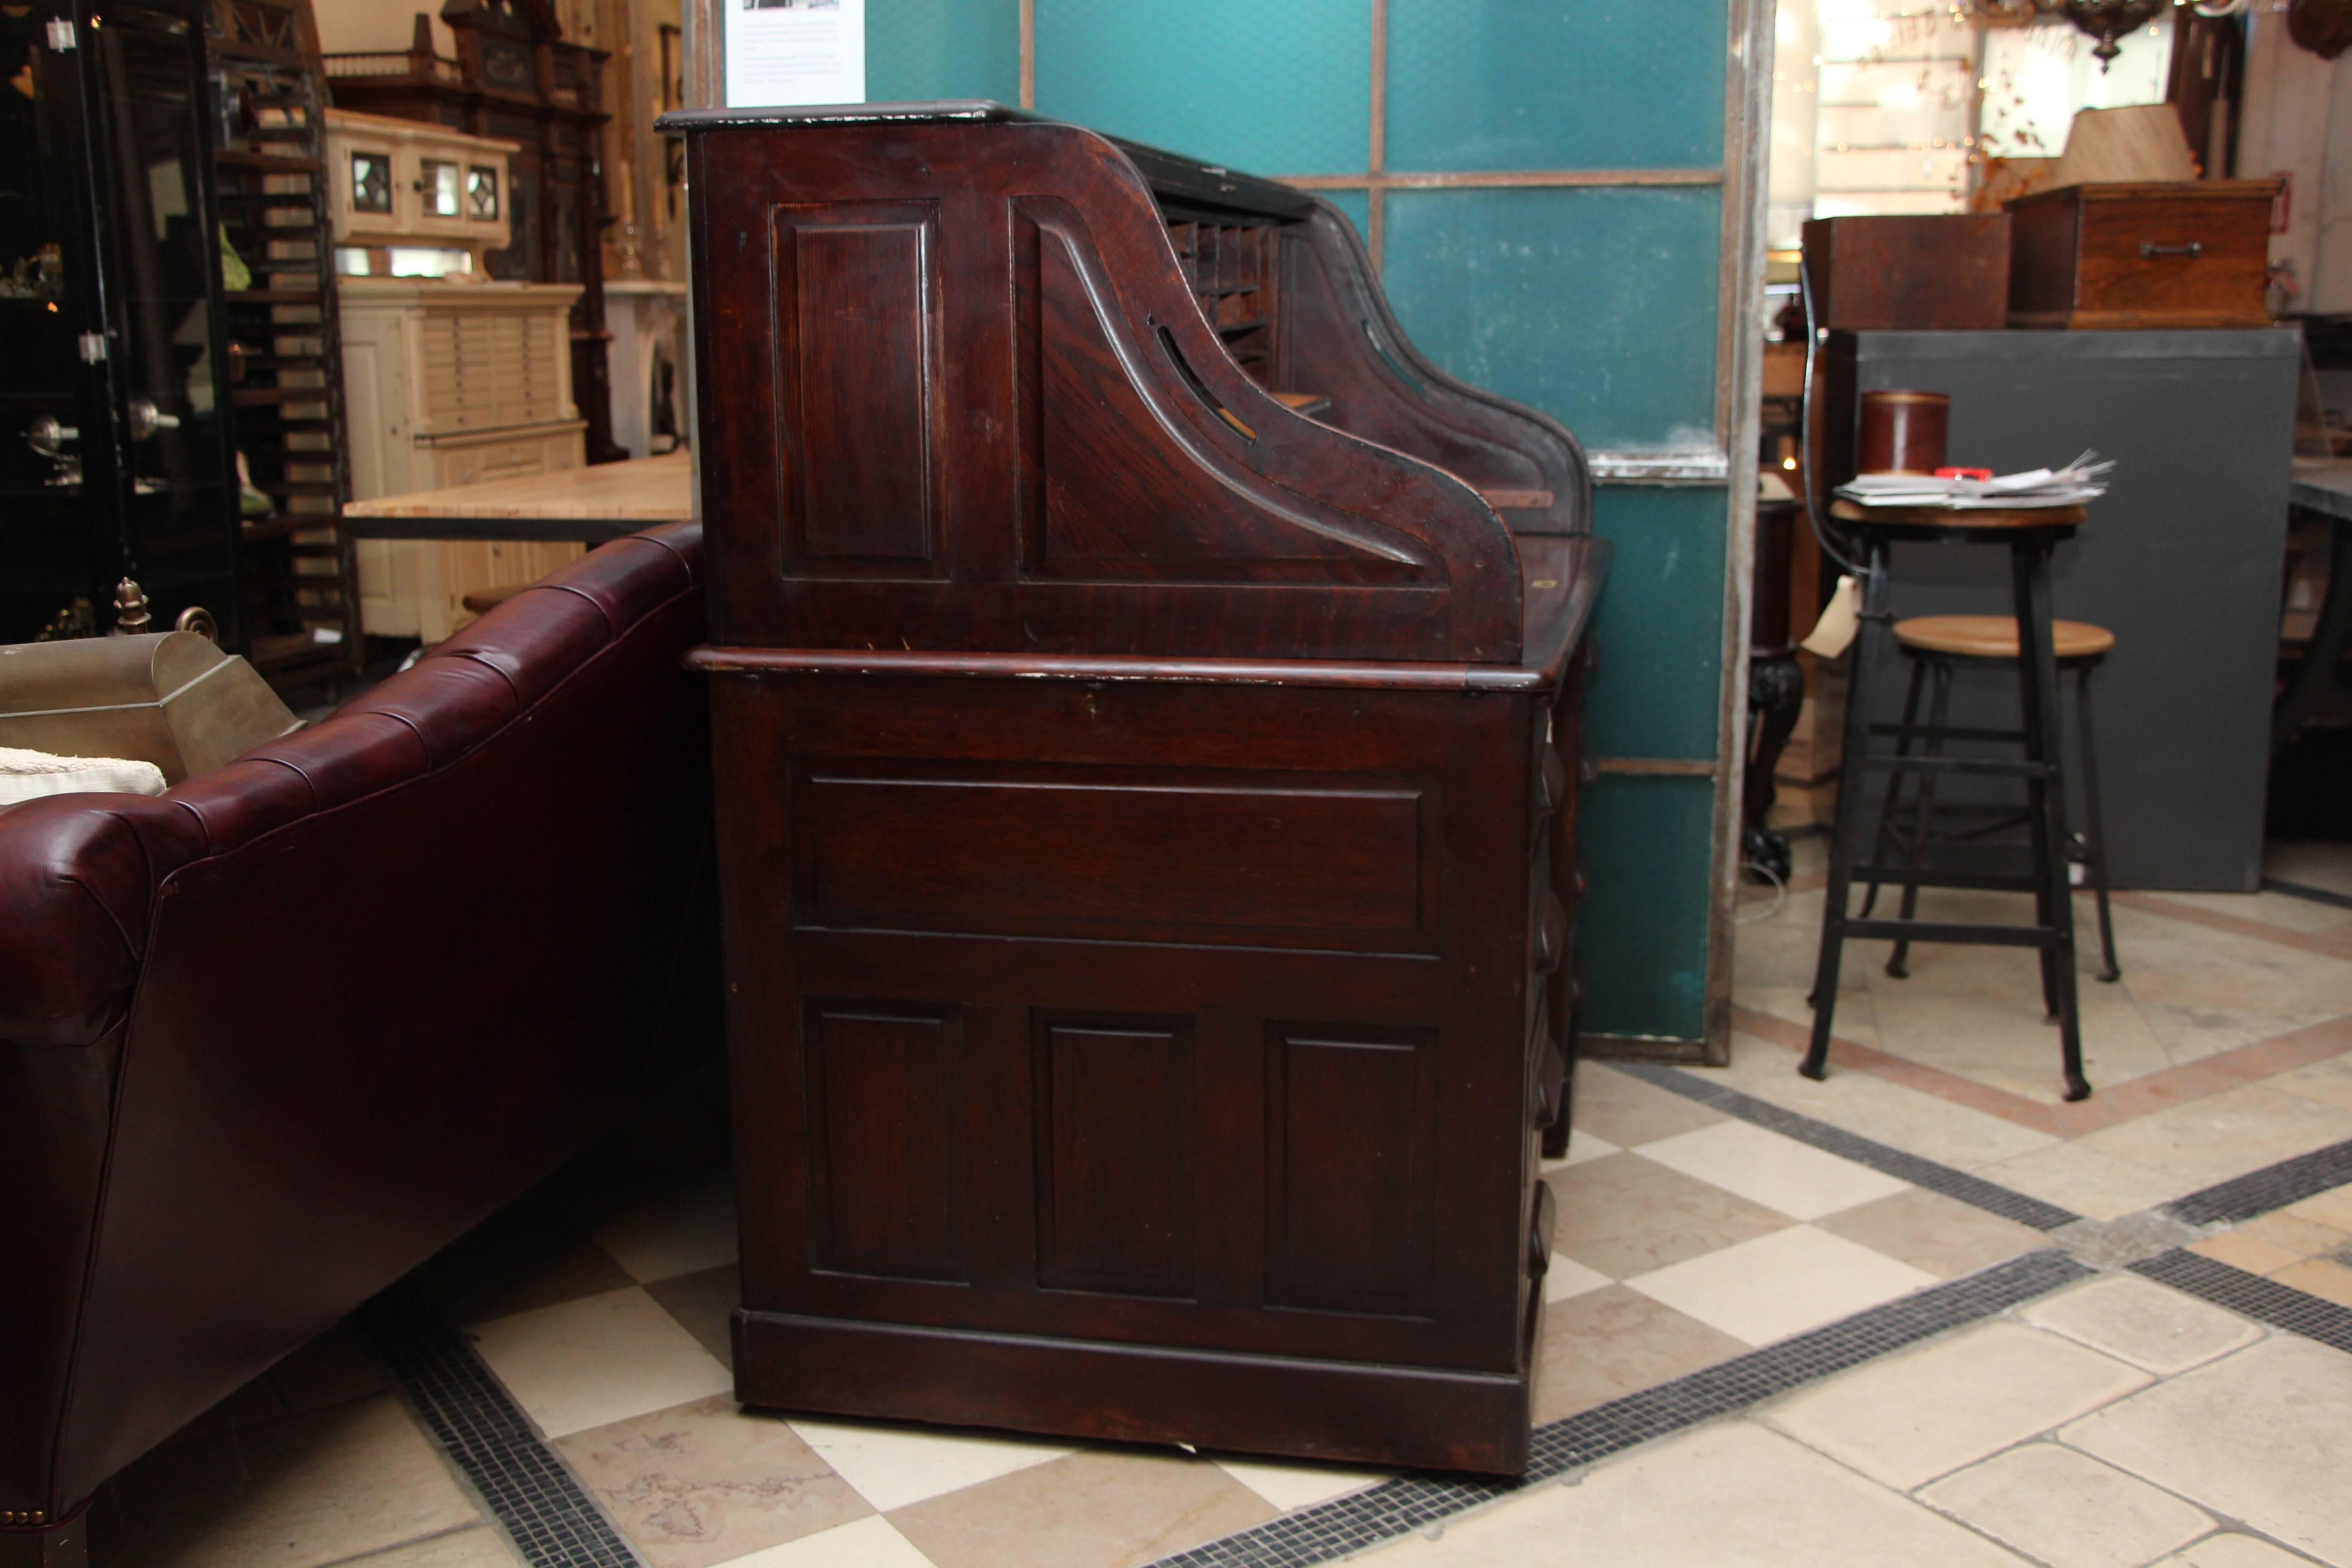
796,760,1431,945
1265,1025,1436,1314
1032,1015,1193,1298
803,1002,966,1282
1014,201,1426,585
771,202,941,569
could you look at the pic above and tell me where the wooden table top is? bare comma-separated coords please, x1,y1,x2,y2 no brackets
1829,498,2089,531
2290,457,2352,524
342,452,694,542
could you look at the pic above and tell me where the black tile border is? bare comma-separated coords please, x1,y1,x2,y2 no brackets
363,1291,645,1568
2262,876,2352,911
2163,1138,2352,1229
1149,1249,2092,1568
2130,1249,2352,1357
1608,1061,2083,1231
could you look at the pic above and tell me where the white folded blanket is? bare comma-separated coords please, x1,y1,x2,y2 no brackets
0,745,169,806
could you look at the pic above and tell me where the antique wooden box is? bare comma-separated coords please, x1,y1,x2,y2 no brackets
2006,180,2282,329
666,101,1608,1475
1801,215,2012,331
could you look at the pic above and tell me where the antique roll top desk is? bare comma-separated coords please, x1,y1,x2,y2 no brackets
666,102,1608,1475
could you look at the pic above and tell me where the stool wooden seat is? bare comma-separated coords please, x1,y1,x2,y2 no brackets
1895,615,2116,661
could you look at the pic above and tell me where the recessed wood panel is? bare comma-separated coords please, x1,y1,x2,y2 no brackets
776,207,938,564
799,764,1427,942
804,1002,965,1281
1033,1016,1193,1297
1265,1025,1436,1314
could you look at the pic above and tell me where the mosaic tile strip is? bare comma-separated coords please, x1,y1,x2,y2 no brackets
2130,1249,2352,1358
364,1292,645,1568
1150,1249,2091,1568
2164,1138,2352,1229
2262,876,2352,911
1610,1061,2083,1230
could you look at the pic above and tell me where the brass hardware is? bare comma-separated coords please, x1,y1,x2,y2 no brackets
126,397,182,441
2139,240,2205,260
112,578,151,635
175,606,220,643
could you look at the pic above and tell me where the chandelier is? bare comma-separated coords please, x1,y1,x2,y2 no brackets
1963,0,2246,69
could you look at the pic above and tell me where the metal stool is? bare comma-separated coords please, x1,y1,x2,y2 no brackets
1860,614,2122,995
1802,501,2097,1102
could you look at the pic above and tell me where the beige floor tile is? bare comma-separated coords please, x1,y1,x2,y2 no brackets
2063,1336,2352,1567
1975,1142,2194,1222
1764,1322,2150,1490
1866,978,2170,1101
2189,1230,2305,1276
2233,1211,2351,1265
91,1394,483,1568
1633,1119,1912,1220
1544,1152,1793,1279
785,1418,1071,1514
1357,1419,2033,1568
1921,1444,2212,1568
1744,983,1886,1046
1710,1041,2060,1171
1569,1063,1727,1146
2272,1053,2352,1115
268,1321,398,1415
2288,1183,2352,1232
2102,906,2352,1064
596,1171,741,1285
1531,1284,1752,1424
724,1515,936,1568
1555,1127,1620,1165
339,1526,524,1566
646,1263,740,1370
445,1238,640,1328
1625,1223,1937,1346
2271,1257,2352,1308
2163,1534,2330,1568
2073,1086,2352,1192
885,1448,1276,1568
2266,842,2352,899
2156,890,2352,937
1541,1253,1612,1303
1814,1189,2048,1279
555,1394,868,1568
1210,1456,1386,1512
2020,1276,2263,1377
470,1287,734,1440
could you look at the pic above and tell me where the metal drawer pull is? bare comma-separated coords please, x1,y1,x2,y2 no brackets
1534,892,1567,974
2139,241,2203,260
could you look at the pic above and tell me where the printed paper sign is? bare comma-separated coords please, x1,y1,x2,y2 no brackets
725,0,864,109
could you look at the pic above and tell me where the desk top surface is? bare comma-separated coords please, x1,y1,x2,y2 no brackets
343,452,694,522
2290,458,2352,523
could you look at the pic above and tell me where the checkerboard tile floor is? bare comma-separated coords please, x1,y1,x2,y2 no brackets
79,840,2352,1568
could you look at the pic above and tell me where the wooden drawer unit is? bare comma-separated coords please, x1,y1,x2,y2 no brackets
2006,180,2282,329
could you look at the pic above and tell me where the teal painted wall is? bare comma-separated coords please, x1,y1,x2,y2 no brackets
855,0,1737,1043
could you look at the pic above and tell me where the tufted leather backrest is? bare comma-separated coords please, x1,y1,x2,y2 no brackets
0,522,718,1523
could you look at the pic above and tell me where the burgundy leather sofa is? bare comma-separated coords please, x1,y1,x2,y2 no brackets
0,523,720,1565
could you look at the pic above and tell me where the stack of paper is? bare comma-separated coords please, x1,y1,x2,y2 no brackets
1836,452,2113,510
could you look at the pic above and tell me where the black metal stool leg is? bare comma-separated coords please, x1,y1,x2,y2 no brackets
1804,542,1892,1081
2011,542,2089,1102
2075,662,2122,982
1886,656,1951,979
1860,657,1929,921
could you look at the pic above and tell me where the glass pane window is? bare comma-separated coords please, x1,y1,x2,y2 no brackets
466,164,499,220
421,158,461,218
350,151,392,214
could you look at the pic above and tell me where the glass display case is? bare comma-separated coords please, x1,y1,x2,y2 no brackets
0,0,242,646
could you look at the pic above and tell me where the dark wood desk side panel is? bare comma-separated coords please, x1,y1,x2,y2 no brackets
1284,205,1593,538
681,119,1523,661
708,673,1543,1375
